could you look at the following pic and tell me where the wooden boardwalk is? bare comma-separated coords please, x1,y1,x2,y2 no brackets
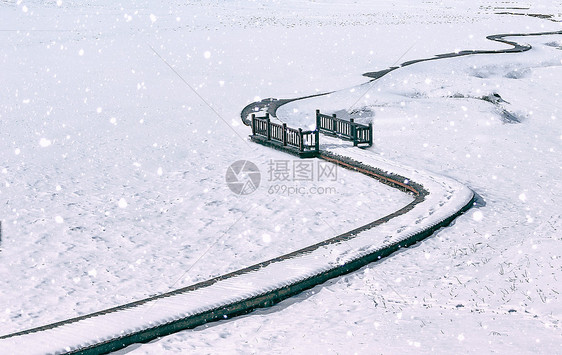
249,110,373,157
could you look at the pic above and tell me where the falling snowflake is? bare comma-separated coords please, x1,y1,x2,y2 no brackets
118,198,128,208
39,138,52,148
472,210,483,221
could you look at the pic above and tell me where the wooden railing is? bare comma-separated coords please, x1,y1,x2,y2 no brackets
250,110,373,154
315,110,373,147
251,113,319,153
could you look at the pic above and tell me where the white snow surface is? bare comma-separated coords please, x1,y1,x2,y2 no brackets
1,0,562,354
0,130,472,355
0,0,415,336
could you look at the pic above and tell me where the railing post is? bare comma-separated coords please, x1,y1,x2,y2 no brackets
251,114,256,136
298,128,304,152
332,114,337,133
282,123,287,146
368,122,373,147
350,118,357,146
316,109,320,130
315,128,319,153
266,113,271,140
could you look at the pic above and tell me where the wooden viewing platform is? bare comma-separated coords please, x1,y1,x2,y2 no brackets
250,113,320,158
249,110,373,157
315,109,373,147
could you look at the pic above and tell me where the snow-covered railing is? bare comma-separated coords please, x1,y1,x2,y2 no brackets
251,113,319,153
316,110,373,147
250,110,372,155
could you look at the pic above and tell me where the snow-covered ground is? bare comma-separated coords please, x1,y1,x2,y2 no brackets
0,0,414,334
1,0,561,353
